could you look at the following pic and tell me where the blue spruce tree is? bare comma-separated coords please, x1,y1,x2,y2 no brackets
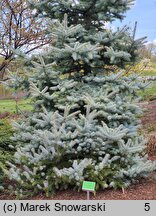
6,0,155,197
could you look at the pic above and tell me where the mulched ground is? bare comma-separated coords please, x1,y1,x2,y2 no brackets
0,100,156,200
38,174,156,200
0,170,156,200
141,100,156,126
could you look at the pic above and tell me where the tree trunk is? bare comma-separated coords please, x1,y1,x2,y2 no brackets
0,56,13,81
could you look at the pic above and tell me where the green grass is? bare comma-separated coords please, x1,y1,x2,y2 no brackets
0,98,33,113
139,81,156,100
140,60,156,76
139,62,156,100
141,70,156,76
151,62,156,68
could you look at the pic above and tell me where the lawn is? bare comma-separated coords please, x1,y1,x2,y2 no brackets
0,98,33,113
141,70,156,76
139,62,156,100
139,81,156,100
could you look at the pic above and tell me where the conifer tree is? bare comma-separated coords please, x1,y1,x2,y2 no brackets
6,0,155,197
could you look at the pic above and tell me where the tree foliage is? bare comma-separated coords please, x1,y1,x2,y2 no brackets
5,0,156,198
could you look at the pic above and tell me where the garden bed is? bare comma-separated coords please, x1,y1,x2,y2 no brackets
0,167,155,200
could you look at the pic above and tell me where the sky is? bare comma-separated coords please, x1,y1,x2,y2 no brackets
114,0,156,43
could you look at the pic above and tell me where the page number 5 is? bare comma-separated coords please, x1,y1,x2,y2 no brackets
144,203,150,211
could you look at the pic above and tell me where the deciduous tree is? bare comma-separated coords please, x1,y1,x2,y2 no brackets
0,0,51,81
